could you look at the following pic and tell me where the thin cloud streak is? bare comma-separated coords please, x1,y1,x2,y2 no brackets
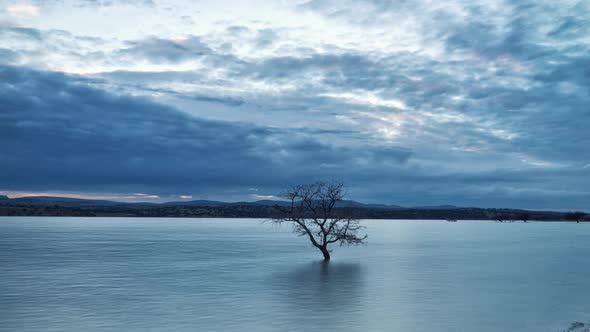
6,3,40,17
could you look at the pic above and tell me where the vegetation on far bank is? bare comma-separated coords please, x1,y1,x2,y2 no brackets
0,197,587,222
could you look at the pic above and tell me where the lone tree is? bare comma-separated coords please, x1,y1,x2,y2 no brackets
493,212,510,223
565,211,587,223
273,181,367,261
518,212,531,223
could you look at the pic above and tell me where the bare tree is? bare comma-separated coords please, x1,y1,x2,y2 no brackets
518,212,531,223
493,213,510,223
565,211,586,223
272,181,367,261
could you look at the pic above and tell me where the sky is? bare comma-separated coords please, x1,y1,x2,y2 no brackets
0,0,588,209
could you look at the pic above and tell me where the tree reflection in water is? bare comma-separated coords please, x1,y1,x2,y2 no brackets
270,261,366,330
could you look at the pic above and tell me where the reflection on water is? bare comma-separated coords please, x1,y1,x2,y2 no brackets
269,261,365,331
275,261,364,306
565,321,589,332
1,217,589,332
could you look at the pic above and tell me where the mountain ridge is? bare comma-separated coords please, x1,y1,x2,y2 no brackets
0,194,586,221
0,196,407,209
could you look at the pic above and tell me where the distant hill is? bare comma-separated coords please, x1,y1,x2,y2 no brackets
336,200,402,209
0,194,584,221
412,205,459,210
0,196,404,209
0,196,122,207
249,199,287,206
247,199,402,209
160,199,229,207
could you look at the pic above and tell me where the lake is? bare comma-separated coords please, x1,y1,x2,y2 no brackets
1,217,588,332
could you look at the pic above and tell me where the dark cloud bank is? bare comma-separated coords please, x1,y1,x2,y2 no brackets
1,0,589,209
1,63,588,209
0,65,413,200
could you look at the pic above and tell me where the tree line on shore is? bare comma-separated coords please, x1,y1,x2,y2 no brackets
0,197,587,222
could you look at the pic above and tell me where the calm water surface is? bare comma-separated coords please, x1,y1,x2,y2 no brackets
1,217,589,332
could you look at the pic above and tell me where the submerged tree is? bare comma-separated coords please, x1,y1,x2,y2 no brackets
518,212,531,223
273,181,367,261
565,211,586,223
494,213,510,223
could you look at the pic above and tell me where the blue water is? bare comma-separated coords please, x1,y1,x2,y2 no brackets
1,218,588,332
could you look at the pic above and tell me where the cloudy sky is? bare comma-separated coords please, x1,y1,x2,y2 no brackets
0,0,588,209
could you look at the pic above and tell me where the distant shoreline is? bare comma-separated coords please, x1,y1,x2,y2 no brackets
0,204,587,222
0,216,582,223
0,197,585,221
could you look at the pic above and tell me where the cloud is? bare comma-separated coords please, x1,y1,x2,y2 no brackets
2,190,161,201
1,63,589,208
96,0,155,6
255,28,279,48
48,0,156,7
0,48,20,63
1,0,589,209
321,91,407,110
6,3,40,16
129,193,160,199
0,65,412,196
250,194,283,200
118,36,213,64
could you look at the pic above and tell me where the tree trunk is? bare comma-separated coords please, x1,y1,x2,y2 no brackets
320,246,330,261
